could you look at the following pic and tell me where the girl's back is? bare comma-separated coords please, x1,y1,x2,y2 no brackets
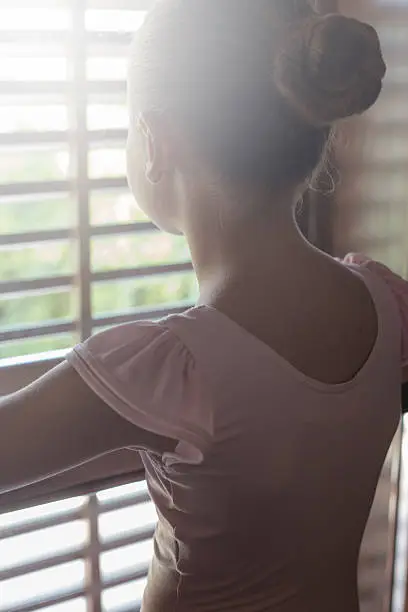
0,2,403,611
96,256,399,612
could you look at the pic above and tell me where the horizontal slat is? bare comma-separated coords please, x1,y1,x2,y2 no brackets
0,31,70,45
93,302,194,328
0,262,190,296
0,506,85,539
0,230,72,246
88,128,127,142
91,221,157,235
113,606,141,612
0,180,71,197
0,548,87,582
7,587,86,612
98,490,151,513
99,525,155,552
0,31,132,46
0,80,126,96
0,300,193,342
0,128,126,147
93,262,193,283
0,82,70,96
0,176,127,197
103,565,148,590
0,321,76,343
90,176,128,190
0,222,155,247
0,131,68,146
0,276,74,294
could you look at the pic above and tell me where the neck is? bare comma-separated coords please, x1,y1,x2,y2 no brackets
182,193,309,302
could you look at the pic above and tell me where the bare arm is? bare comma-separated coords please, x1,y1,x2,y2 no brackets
0,450,145,514
0,360,175,496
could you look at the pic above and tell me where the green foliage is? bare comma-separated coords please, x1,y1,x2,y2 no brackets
0,334,76,361
1,148,69,183
0,151,196,360
1,196,75,234
92,273,197,319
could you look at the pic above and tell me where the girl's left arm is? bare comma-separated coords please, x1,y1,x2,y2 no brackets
0,360,173,498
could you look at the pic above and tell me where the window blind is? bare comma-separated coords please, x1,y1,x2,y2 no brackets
0,0,196,368
0,1,195,610
0,481,157,612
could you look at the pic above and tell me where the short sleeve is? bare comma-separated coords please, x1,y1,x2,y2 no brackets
342,253,408,367
66,320,212,465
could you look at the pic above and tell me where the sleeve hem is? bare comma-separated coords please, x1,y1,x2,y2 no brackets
66,346,210,457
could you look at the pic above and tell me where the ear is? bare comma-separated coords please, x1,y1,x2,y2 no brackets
138,111,171,185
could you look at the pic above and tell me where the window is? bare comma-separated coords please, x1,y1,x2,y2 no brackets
0,1,196,610
0,0,196,365
0,482,157,612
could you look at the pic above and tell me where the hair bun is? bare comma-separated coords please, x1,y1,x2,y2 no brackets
274,14,386,126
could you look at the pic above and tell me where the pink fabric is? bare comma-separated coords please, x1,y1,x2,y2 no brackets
343,253,408,366
67,257,406,612
69,321,212,465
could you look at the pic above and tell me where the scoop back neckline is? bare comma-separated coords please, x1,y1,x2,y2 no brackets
190,266,382,394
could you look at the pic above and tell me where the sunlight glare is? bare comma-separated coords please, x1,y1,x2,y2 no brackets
0,9,70,31
0,105,68,132
85,10,146,33
0,8,69,82
0,58,67,82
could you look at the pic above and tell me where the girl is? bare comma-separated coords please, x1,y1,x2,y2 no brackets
1,2,407,610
